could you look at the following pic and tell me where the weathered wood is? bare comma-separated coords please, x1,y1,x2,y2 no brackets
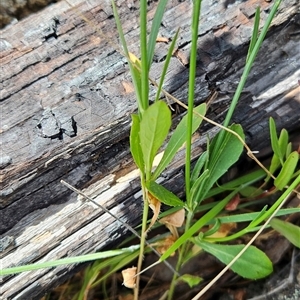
1,0,299,298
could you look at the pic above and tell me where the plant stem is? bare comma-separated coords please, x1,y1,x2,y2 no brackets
185,0,202,207
140,0,149,112
167,210,194,300
167,2,202,298
134,174,149,300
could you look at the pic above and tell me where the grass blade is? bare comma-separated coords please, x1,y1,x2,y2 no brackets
147,0,169,69
111,0,143,111
154,28,180,103
140,0,149,112
1,246,139,276
246,7,260,62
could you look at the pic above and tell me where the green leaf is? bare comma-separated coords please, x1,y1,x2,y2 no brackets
249,205,268,227
152,103,206,180
269,117,284,164
0,245,140,276
195,240,273,279
265,153,280,183
274,151,299,190
130,114,144,170
147,0,169,69
111,0,129,57
279,128,289,158
239,186,263,198
89,248,141,289
246,7,260,63
191,151,208,186
154,28,180,103
270,218,300,248
266,127,290,183
190,169,209,206
139,101,171,174
200,124,245,201
220,0,282,131
147,181,184,207
179,274,202,288
286,142,292,159
208,208,300,225
203,219,221,237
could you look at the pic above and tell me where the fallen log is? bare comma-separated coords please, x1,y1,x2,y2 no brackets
1,0,299,298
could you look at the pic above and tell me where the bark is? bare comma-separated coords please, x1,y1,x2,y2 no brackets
1,0,299,298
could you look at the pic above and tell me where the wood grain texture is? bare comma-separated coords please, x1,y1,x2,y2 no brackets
1,0,299,298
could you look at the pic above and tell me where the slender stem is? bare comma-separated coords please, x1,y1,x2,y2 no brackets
168,2,202,298
167,211,194,300
140,0,149,112
134,3,150,295
134,174,149,300
185,0,202,207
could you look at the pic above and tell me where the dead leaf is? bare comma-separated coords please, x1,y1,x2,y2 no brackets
225,194,240,211
173,48,189,65
159,209,185,227
156,36,169,43
159,209,185,238
155,235,177,256
147,192,161,232
122,267,137,289
128,52,140,66
122,81,134,93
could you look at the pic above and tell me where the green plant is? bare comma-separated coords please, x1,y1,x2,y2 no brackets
111,0,299,299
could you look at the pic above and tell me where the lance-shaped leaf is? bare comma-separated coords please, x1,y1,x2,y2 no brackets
265,127,289,183
198,124,245,202
195,240,273,279
139,101,171,174
191,150,208,186
154,28,180,103
274,151,299,190
147,181,184,207
269,117,285,165
152,103,206,180
147,0,169,69
130,114,144,170
270,218,300,248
